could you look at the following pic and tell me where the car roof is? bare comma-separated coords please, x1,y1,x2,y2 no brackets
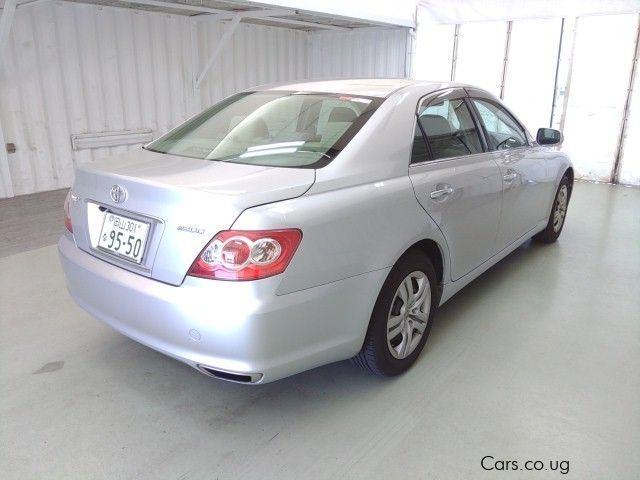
254,78,479,98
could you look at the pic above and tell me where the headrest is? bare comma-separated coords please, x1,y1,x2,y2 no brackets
422,114,453,136
328,107,357,123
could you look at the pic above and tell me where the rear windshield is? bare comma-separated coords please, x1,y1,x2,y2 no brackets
145,91,383,168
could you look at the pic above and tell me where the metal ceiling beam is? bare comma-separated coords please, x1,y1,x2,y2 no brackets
194,15,241,89
123,0,291,18
240,0,414,28
16,0,52,7
6,0,354,31
123,0,247,15
202,8,298,20
112,1,346,31
236,15,346,30
195,11,347,30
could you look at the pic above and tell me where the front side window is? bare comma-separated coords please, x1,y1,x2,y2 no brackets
416,98,483,160
471,98,528,150
146,91,382,168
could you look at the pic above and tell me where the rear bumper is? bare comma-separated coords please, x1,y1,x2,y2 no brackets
58,235,388,383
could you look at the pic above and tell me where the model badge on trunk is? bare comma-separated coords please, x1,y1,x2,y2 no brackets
177,225,205,235
110,185,127,204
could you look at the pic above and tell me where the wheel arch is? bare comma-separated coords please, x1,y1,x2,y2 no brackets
564,166,575,198
398,238,446,290
553,153,573,186
564,166,574,184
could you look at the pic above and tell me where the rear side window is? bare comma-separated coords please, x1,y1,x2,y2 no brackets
416,98,483,160
146,91,382,168
411,123,429,164
471,98,528,150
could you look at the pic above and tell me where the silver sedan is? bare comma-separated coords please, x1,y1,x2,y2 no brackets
59,79,573,384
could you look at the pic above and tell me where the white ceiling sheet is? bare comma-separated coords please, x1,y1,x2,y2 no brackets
418,0,640,24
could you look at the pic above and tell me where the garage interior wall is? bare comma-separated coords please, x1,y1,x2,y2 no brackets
307,28,409,79
0,2,409,198
414,5,640,186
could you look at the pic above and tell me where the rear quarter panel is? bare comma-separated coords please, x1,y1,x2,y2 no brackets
233,176,449,296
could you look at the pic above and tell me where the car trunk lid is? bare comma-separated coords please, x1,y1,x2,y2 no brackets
71,149,315,285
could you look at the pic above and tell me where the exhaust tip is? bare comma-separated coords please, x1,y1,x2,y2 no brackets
197,364,263,384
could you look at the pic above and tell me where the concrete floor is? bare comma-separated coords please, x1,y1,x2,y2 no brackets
0,182,638,479
0,189,67,258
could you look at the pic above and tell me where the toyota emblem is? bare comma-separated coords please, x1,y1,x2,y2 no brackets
110,185,127,203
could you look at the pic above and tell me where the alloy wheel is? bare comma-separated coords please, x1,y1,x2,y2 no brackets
386,271,431,359
553,185,568,232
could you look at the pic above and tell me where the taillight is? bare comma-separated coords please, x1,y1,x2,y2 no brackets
64,190,73,233
188,229,302,281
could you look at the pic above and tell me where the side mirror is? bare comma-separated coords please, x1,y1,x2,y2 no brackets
536,128,563,146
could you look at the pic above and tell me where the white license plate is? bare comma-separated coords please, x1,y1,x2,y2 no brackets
98,212,150,263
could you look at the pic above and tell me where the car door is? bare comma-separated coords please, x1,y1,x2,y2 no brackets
408,88,503,281
467,91,549,250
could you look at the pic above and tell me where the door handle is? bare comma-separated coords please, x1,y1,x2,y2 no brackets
503,171,518,182
430,185,454,200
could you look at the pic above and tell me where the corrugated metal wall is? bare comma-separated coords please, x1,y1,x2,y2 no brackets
307,28,409,79
0,2,409,198
195,18,309,113
0,3,308,197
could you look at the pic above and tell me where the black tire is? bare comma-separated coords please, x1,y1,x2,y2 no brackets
352,250,439,376
533,174,572,244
